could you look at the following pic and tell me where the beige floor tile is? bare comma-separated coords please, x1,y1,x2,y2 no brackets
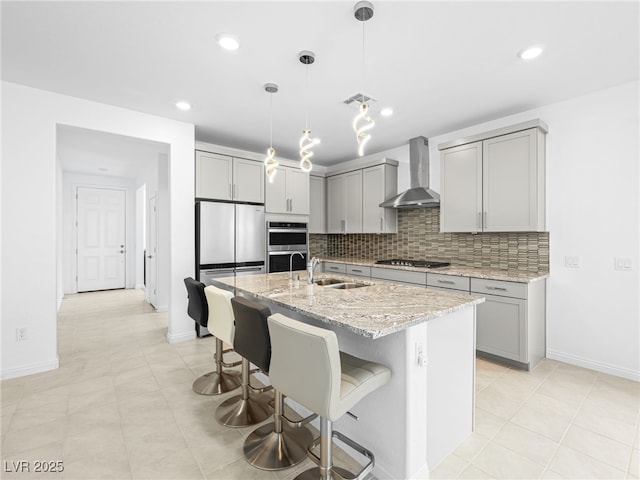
129,444,204,480
471,442,544,479
62,453,132,480
539,468,566,479
451,432,490,461
428,453,469,479
204,457,276,479
475,384,525,420
457,463,494,479
629,448,639,477
473,407,507,439
190,428,246,474
2,418,67,456
574,398,638,445
561,424,632,472
1,442,64,479
549,445,627,479
492,421,559,466
511,392,577,442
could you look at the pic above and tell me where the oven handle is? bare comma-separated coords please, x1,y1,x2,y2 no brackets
267,228,308,233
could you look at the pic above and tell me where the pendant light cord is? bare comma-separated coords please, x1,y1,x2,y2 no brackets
269,92,273,148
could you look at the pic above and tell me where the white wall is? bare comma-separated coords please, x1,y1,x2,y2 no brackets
428,81,640,380
1,81,196,380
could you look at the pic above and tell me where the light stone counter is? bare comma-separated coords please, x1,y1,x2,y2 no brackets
322,256,549,283
211,271,484,339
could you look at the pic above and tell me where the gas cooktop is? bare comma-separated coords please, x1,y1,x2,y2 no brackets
375,259,451,269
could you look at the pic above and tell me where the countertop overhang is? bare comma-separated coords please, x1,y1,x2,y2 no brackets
211,272,484,339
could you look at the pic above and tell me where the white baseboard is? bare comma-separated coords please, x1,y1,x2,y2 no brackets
134,283,145,290
166,330,196,344
547,349,640,382
1,357,59,380
155,304,168,312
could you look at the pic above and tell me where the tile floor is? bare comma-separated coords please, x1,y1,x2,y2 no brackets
0,289,638,479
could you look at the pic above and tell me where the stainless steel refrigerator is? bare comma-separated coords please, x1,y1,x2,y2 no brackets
195,200,265,336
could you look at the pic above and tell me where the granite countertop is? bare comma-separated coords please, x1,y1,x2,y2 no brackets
321,257,549,283
211,272,484,339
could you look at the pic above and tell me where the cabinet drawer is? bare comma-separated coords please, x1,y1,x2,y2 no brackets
427,273,470,292
471,278,527,299
323,262,347,274
346,265,371,277
371,267,427,286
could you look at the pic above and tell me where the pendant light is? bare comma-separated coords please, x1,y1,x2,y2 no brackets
263,83,279,183
353,1,375,157
298,50,320,173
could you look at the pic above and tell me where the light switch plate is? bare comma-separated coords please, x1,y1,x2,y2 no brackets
614,258,632,271
565,256,580,268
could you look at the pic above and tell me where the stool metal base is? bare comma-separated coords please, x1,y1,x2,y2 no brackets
192,370,241,396
215,392,272,427
294,466,355,480
243,422,312,470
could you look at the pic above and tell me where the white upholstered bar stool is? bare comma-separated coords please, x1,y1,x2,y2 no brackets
267,313,391,480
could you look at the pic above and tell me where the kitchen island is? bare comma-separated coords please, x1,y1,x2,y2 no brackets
211,271,484,479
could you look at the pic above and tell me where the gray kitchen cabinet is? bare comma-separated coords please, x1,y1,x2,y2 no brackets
196,151,264,203
346,264,371,277
371,267,427,286
427,273,470,292
309,175,326,233
439,120,547,233
266,165,309,214
362,164,398,233
471,278,545,369
323,262,347,274
327,170,362,233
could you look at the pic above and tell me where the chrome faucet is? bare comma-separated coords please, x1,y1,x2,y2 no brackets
289,251,305,279
307,257,321,284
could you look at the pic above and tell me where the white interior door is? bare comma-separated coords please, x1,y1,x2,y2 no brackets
77,186,126,292
145,195,158,307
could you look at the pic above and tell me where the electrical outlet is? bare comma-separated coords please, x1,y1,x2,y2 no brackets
614,258,632,271
565,256,580,268
15,328,27,341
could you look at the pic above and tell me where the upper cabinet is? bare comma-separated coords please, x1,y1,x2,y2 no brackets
439,120,547,233
327,161,398,234
362,164,398,233
265,165,309,215
309,175,326,233
195,151,264,203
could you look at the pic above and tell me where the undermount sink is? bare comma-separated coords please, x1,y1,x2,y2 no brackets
314,278,369,289
325,282,368,289
313,278,344,286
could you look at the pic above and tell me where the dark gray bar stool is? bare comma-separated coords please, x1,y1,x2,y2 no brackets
267,313,391,480
215,296,273,427
229,296,315,470
184,279,240,395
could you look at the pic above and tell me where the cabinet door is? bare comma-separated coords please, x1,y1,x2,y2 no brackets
287,168,309,214
344,170,363,233
362,165,386,233
309,175,326,233
327,175,345,233
196,152,233,200
234,158,264,203
440,142,482,232
476,294,526,362
483,129,538,232
265,166,288,213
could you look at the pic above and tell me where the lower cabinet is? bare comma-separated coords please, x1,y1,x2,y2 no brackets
470,278,546,369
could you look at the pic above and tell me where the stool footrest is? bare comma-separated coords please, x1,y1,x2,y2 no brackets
307,431,375,480
282,411,318,429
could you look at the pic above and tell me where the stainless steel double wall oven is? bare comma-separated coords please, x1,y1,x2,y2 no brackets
267,221,308,273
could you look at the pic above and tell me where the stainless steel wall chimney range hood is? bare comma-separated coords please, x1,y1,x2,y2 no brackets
379,136,440,209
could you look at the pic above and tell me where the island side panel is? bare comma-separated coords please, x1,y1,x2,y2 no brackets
426,306,477,469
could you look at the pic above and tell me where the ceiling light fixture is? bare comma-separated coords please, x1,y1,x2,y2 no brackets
380,107,393,117
519,45,543,60
353,1,375,157
263,83,279,184
175,101,191,111
215,33,239,51
298,50,320,173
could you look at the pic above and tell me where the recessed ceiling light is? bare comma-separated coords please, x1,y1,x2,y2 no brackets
519,46,543,60
176,101,191,111
215,33,239,51
380,107,394,117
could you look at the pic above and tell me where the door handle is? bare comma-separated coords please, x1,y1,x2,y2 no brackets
147,255,153,259
119,250,125,254
380,217,383,232
477,212,481,230
483,211,487,229
229,184,232,198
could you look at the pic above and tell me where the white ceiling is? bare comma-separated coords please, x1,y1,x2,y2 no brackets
3,1,638,167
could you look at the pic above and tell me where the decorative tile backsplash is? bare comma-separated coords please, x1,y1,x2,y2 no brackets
309,208,549,273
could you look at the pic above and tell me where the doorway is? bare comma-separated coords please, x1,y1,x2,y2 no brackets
76,186,126,292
